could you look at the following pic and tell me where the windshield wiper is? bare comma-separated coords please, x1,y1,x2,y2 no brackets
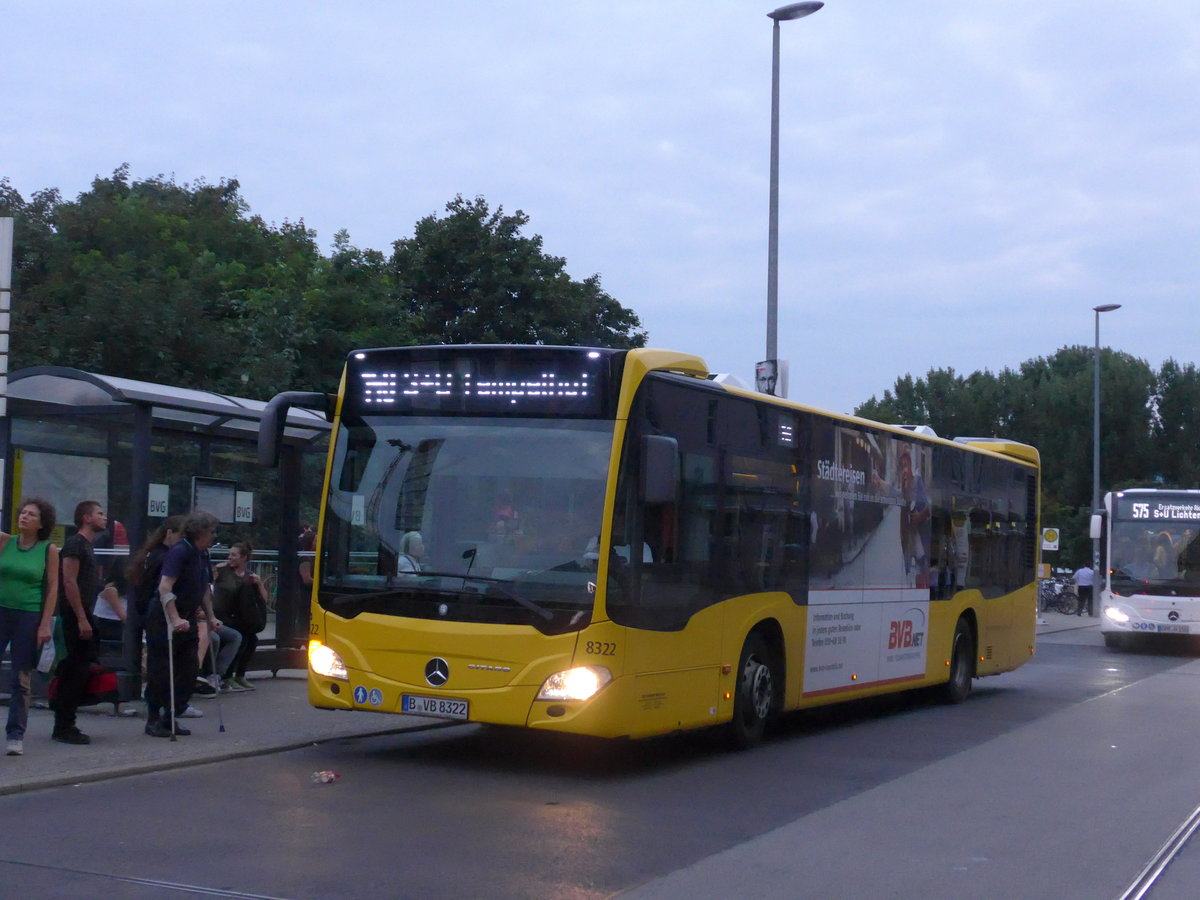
416,571,555,621
480,581,553,621
324,578,483,605
325,588,412,607
325,574,553,621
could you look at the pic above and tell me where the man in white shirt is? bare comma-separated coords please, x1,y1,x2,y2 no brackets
1074,563,1095,617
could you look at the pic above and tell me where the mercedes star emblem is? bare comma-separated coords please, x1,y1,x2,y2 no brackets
425,657,450,687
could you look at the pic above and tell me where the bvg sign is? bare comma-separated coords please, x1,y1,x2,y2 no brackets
235,490,254,523
147,483,169,517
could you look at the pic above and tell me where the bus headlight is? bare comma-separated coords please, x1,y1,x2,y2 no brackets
1103,606,1131,625
536,666,612,702
309,640,348,680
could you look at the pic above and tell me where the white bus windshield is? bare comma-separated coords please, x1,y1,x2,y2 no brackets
319,416,615,634
1110,514,1200,596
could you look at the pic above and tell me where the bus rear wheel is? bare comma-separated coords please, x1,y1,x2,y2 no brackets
730,633,777,749
942,618,974,704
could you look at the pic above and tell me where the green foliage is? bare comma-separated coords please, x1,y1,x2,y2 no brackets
4,167,321,396
854,367,1011,439
292,230,407,393
1,173,646,398
1039,501,1093,570
1154,360,1200,489
391,195,646,349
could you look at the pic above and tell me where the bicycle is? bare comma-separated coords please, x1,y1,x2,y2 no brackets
1038,577,1080,615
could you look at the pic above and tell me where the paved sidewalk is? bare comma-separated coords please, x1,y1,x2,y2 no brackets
1037,609,1102,636
0,670,444,795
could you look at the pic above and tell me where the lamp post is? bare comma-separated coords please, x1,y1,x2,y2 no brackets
1092,303,1121,613
765,1,822,366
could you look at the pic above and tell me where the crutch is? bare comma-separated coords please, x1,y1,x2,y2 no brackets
166,612,178,742
208,633,227,733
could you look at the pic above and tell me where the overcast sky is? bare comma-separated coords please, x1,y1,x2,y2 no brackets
6,1,1198,415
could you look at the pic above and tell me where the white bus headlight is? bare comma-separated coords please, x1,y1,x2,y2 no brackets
536,666,612,702
309,640,349,680
1103,606,1130,625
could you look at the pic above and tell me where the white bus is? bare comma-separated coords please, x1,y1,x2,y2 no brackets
1100,489,1200,648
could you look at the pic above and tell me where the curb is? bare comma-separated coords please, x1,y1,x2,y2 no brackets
0,720,459,797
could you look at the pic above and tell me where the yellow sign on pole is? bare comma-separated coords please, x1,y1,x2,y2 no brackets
1042,527,1060,551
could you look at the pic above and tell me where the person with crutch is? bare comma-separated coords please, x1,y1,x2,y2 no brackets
144,512,219,738
134,518,183,735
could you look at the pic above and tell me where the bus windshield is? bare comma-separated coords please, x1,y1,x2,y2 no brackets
1110,520,1200,597
319,415,615,634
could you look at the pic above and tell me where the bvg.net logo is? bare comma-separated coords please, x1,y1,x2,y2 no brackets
888,608,926,650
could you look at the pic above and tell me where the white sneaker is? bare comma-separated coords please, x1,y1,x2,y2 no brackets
178,705,204,718
6,739,23,756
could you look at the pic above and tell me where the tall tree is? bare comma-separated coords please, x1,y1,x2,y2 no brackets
390,195,646,348
1012,347,1155,509
1155,359,1200,488
857,346,1157,512
6,167,321,396
0,178,58,285
853,367,1008,439
291,229,409,394
3,175,646,398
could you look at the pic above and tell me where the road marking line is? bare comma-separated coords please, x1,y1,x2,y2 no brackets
1,858,294,899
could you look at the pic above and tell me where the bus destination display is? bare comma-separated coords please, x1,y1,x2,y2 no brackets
1115,496,1200,523
345,346,618,418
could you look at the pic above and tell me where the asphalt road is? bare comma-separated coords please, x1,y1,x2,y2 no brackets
2,626,1198,899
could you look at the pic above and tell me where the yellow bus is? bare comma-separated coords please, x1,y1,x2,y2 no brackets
261,345,1040,747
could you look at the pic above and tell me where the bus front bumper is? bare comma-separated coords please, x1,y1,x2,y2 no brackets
308,667,719,740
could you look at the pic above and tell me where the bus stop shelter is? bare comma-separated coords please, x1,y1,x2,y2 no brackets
0,366,330,687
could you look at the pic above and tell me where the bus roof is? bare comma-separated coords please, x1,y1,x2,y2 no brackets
625,349,1040,469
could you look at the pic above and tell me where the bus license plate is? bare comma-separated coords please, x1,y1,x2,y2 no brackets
402,694,469,720
1157,624,1190,634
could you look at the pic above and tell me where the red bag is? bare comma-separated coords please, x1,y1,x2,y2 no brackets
47,664,120,709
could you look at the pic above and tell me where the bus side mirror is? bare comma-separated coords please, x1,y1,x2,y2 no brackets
1089,514,1103,540
258,391,331,467
641,435,679,505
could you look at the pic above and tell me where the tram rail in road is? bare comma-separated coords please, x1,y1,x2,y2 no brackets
1115,800,1200,900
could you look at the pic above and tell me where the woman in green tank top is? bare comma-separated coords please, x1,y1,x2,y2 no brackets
0,497,61,756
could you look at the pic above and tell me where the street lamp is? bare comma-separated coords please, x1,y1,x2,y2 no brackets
765,1,823,366
1091,303,1121,614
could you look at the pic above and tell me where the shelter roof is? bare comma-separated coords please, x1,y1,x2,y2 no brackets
8,367,329,445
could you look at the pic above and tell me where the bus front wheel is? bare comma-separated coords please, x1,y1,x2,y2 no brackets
1103,632,1130,650
942,618,974,704
730,633,776,749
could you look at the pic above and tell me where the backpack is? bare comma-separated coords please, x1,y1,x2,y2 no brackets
237,580,268,634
